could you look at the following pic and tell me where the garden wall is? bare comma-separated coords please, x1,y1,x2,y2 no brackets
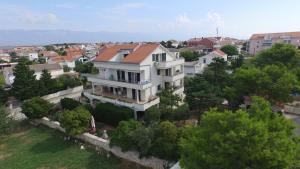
34,118,168,169
42,86,83,104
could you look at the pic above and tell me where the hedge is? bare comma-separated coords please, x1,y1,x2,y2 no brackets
60,98,82,110
93,103,134,126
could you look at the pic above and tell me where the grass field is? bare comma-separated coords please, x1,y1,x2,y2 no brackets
0,124,146,169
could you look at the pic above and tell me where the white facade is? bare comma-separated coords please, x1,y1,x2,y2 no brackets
184,50,227,76
28,53,38,61
84,44,185,112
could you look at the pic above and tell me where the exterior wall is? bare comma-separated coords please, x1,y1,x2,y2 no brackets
88,45,185,111
249,37,300,55
28,53,38,61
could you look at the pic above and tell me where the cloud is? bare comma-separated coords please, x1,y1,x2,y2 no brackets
207,12,224,27
158,12,224,34
121,3,145,9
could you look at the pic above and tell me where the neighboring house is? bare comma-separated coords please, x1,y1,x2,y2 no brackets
187,37,215,50
17,52,39,61
83,43,185,116
47,48,83,70
184,49,228,76
3,63,63,85
184,61,203,77
248,31,300,55
0,53,11,62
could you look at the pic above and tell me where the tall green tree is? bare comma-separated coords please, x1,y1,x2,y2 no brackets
202,57,230,89
185,76,223,112
159,88,181,118
12,60,38,100
220,45,238,56
180,51,200,61
39,69,54,95
180,97,300,169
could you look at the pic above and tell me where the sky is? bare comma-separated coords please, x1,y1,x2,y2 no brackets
1,0,300,43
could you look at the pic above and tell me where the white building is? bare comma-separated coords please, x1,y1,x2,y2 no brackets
184,49,227,76
84,43,185,117
3,63,64,85
28,52,39,61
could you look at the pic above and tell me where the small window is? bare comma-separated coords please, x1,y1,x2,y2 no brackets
162,53,166,61
157,69,160,75
156,54,159,61
157,84,161,91
203,58,206,64
152,54,156,61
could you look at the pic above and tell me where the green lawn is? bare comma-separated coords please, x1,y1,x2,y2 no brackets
0,124,146,169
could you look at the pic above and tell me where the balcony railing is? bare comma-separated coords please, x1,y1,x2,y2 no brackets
83,74,150,85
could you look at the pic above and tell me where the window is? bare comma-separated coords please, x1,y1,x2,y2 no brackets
162,53,166,61
157,69,160,75
203,58,206,64
156,54,159,61
157,84,161,91
152,54,156,61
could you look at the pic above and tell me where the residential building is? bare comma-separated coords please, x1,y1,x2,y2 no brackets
184,49,227,76
248,31,300,55
83,43,185,117
3,63,63,85
187,37,215,50
47,48,83,70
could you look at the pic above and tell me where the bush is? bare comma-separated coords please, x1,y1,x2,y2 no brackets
0,106,12,135
110,120,142,151
93,103,134,126
173,103,190,120
144,106,161,123
58,106,91,135
21,97,53,119
60,98,81,110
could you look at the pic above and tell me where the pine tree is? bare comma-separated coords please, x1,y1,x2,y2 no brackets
12,61,38,100
39,69,54,95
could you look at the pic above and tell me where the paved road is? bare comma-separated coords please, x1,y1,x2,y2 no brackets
284,113,300,135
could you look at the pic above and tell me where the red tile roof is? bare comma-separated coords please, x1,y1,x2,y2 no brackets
122,43,159,63
250,31,300,40
213,49,227,57
95,44,139,61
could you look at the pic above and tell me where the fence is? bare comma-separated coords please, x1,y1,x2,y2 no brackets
34,118,168,169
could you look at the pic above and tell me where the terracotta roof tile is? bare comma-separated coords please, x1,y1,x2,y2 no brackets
213,49,227,57
95,44,139,61
122,43,159,63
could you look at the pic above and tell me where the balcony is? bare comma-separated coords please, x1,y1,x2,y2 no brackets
155,58,184,69
84,90,160,111
163,72,184,82
173,86,184,95
84,74,152,90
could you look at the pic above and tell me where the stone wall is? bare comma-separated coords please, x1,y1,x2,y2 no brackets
34,118,168,169
42,86,83,104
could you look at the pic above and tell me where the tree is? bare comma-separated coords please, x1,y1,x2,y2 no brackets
144,106,161,123
22,97,53,119
230,54,244,70
252,43,300,69
202,57,230,89
0,106,12,135
166,40,173,48
225,65,298,105
60,98,82,110
159,88,181,118
180,97,300,169
185,76,223,112
58,106,91,136
220,45,238,56
180,51,200,61
110,120,143,151
12,60,38,100
63,65,70,72
39,69,55,95
74,62,96,74
160,41,167,48
151,121,179,160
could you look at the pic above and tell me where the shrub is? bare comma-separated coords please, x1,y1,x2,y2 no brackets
0,106,12,135
173,103,190,120
93,103,134,126
60,98,81,110
110,120,142,151
21,97,53,119
58,106,91,135
144,106,161,123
